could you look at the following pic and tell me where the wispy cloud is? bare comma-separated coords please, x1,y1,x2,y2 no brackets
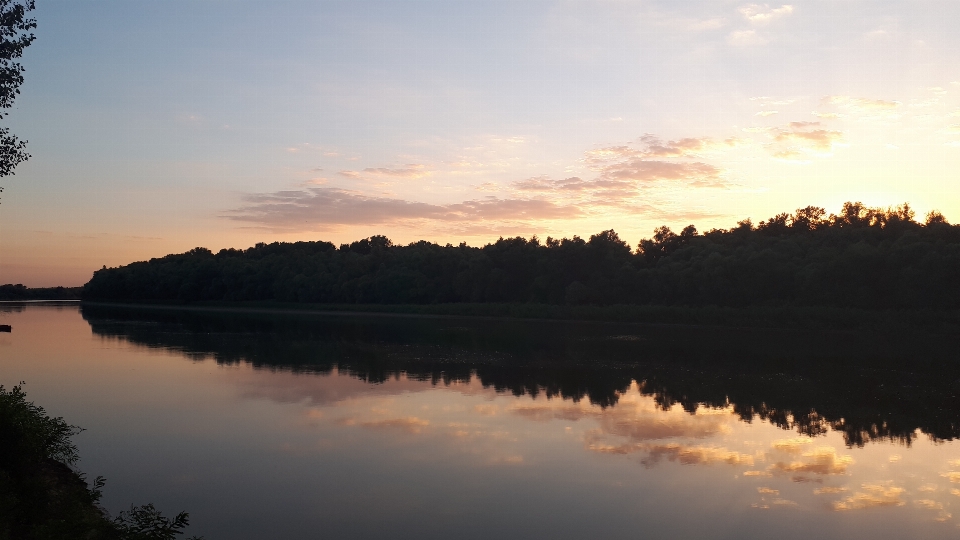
361,164,430,179
226,188,582,231
728,29,767,46
689,17,726,31
739,4,794,24
824,96,902,111
767,121,844,161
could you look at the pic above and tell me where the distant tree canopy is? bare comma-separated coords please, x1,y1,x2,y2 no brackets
83,202,960,310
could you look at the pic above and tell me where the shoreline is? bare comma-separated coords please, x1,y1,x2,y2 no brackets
76,300,960,334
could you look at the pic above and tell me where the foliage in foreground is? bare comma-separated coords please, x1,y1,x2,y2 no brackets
0,384,202,540
84,202,960,310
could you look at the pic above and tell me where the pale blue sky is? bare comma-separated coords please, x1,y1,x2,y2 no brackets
3,1,960,285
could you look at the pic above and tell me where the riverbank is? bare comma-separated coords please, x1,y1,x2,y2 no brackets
0,384,202,539
78,300,960,334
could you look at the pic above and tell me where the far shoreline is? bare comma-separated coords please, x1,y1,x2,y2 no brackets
74,299,960,334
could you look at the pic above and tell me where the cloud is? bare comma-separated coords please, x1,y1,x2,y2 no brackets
582,145,640,165
600,160,721,183
511,391,734,441
588,439,756,467
689,18,726,31
767,121,844,159
227,188,582,230
941,471,960,483
825,96,902,111
337,164,431,180
768,447,854,476
362,164,430,179
474,182,500,192
832,483,905,511
514,176,587,192
755,111,778,117
358,416,430,434
514,135,733,202
758,487,780,495
814,486,849,495
728,29,767,46
774,129,843,151
739,4,794,24
771,437,812,454
641,444,756,467
638,135,741,158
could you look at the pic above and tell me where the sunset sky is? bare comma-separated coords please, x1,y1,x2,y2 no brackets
2,1,959,286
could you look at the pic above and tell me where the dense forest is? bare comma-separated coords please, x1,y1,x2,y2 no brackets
82,202,960,310
0,284,82,301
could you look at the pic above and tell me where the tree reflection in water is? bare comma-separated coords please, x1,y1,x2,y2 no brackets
81,303,960,447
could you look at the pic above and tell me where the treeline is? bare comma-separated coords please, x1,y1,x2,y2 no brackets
82,202,960,310
0,284,82,301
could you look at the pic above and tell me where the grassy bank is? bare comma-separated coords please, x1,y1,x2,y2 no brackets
80,300,960,333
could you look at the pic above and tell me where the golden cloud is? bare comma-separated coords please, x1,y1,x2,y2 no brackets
940,471,960,483
814,486,849,495
768,447,854,476
832,483,905,511
642,443,756,466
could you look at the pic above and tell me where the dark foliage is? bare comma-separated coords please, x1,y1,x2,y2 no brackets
0,284,82,300
0,0,34,183
0,384,202,540
85,202,960,310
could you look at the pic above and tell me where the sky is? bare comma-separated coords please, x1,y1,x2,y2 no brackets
1,0,959,286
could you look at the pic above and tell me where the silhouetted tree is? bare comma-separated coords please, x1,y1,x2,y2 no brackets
83,201,960,310
0,0,35,203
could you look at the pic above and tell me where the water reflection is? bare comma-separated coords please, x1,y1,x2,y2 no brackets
80,304,960,524
4,303,960,538
81,303,960,446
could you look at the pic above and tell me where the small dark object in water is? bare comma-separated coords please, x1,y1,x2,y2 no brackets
0,325,10,332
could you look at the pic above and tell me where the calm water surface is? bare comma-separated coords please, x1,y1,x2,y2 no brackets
2,303,960,539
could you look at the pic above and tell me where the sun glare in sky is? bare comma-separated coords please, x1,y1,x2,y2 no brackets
1,1,959,286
